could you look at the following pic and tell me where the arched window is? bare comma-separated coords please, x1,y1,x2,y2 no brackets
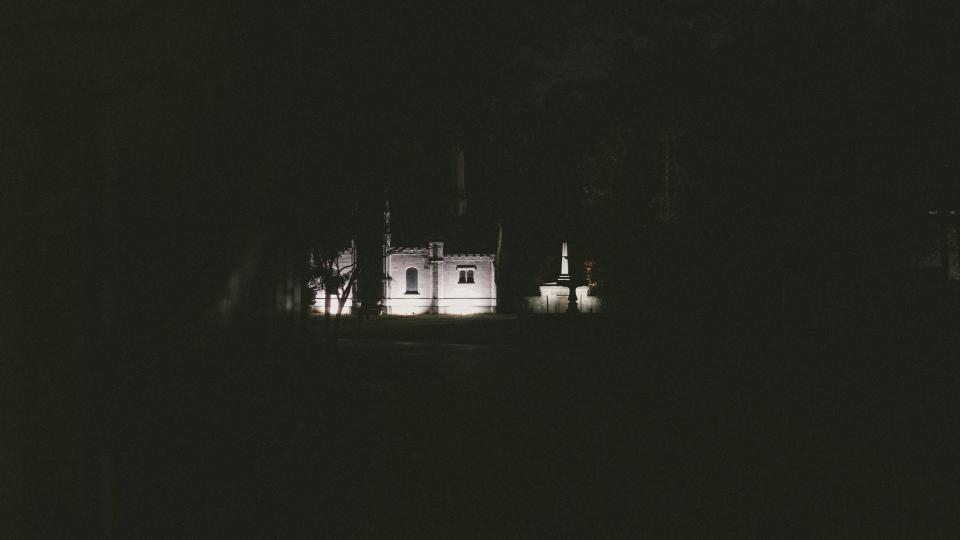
405,267,418,293
467,270,475,283
458,270,466,283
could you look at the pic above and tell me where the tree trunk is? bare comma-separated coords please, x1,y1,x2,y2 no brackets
324,288,332,335
661,131,673,221
331,271,358,345
566,243,579,314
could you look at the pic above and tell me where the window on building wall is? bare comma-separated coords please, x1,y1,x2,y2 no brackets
405,267,418,293
457,265,476,284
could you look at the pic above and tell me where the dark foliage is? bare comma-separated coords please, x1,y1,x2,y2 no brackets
5,1,960,537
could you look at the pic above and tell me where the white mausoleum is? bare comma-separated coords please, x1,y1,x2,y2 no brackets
313,145,497,315
311,240,496,316
312,212,497,315
381,241,496,315
526,242,603,313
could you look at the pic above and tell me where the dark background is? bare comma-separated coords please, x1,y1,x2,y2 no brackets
4,1,960,537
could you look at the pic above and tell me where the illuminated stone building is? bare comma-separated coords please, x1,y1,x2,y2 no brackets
314,145,498,315
526,242,603,314
310,237,496,316
378,152,498,314
380,241,497,315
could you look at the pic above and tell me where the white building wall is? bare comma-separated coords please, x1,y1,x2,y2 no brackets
438,256,496,314
383,250,436,315
381,248,496,315
525,284,602,314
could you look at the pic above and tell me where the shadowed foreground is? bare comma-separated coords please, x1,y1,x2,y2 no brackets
185,313,960,538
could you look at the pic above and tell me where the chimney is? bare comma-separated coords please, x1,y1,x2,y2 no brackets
383,198,391,248
452,143,466,217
